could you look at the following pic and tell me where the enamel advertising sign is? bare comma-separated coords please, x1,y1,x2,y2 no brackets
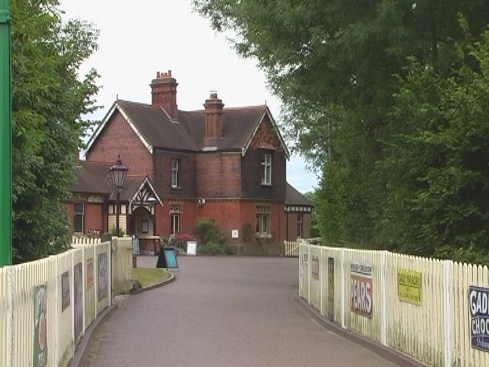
470,285,489,350
350,261,373,318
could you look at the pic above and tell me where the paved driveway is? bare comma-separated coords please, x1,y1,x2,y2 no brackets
81,256,410,367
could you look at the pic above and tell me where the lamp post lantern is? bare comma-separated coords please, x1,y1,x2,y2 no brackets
109,155,128,237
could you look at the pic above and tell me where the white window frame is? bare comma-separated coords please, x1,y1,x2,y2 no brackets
170,204,181,235
297,213,303,238
171,159,179,188
255,205,271,237
261,154,272,185
74,202,84,233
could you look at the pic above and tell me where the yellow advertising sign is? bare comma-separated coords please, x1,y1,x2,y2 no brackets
397,269,422,305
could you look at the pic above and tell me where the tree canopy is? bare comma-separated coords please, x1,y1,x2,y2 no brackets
192,0,489,263
11,0,99,263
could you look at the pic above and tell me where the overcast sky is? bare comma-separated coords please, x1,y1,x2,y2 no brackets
60,0,319,193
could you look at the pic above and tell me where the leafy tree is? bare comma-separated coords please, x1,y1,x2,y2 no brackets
11,0,99,263
192,0,488,165
303,189,320,237
193,1,489,260
381,27,489,261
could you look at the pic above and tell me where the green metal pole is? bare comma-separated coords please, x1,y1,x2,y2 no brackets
0,0,12,266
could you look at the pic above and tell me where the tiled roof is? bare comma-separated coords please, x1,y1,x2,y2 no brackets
180,106,266,151
117,176,146,202
71,161,146,201
117,100,269,152
285,183,314,207
71,161,112,194
117,100,197,151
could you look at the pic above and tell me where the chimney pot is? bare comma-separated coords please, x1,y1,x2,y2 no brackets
150,70,178,119
204,91,224,145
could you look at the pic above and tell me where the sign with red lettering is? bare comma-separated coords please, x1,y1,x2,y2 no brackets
350,261,373,318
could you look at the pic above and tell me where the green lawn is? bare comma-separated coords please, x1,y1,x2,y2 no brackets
131,267,171,288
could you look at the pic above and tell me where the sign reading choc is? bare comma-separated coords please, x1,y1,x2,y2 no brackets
469,286,489,350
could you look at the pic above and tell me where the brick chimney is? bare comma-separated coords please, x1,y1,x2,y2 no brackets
204,91,224,146
150,70,178,120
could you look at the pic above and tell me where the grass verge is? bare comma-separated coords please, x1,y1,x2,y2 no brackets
132,267,171,288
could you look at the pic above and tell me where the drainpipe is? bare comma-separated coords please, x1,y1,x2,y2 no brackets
0,0,12,266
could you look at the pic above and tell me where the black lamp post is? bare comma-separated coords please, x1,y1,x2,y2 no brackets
109,155,128,237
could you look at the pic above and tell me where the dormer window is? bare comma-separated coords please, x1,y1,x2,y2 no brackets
171,159,179,188
261,153,272,185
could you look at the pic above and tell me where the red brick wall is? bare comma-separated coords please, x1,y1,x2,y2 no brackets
164,199,286,255
303,213,312,238
86,110,153,178
196,153,241,198
84,202,105,233
152,199,286,254
195,200,242,239
65,201,105,235
153,150,196,199
241,148,286,200
242,117,287,201
153,199,197,239
179,200,197,235
286,212,312,240
153,204,167,237
239,201,286,255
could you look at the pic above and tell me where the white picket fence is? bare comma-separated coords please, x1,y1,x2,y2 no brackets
0,237,133,367
298,243,489,367
283,240,301,257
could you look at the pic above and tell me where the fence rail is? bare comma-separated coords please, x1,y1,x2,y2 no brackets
283,240,301,257
0,236,133,367
296,242,489,367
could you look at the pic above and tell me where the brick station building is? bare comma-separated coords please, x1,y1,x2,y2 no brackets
67,71,313,255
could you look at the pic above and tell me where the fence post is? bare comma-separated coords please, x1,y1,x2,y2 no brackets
81,246,86,335
94,245,98,318
109,240,113,305
341,248,346,329
71,251,75,360
308,245,311,305
443,260,453,367
6,266,14,367
380,251,388,346
320,248,324,316
54,257,60,366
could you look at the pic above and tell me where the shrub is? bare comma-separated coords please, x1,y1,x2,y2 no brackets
110,226,125,237
194,218,226,246
168,233,195,254
310,227,321,238
194,217,232,255
199,242,222,255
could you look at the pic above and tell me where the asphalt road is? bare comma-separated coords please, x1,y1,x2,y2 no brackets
80,256,412,367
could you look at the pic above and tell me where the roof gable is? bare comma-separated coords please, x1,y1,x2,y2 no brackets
85,101,289,156
85,101,153,155
243,107,290,158
129,177,163,207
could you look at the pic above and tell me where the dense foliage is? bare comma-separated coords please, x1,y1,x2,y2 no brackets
11,0,99,263
193,218,233,255
192,0,489,263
